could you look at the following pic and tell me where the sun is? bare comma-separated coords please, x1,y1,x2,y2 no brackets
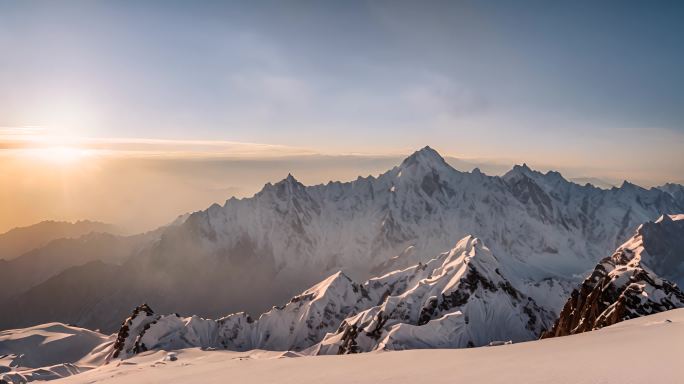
25,145,93,165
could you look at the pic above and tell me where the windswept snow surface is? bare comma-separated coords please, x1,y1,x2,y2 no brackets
57,309,684,384
0,323,111,383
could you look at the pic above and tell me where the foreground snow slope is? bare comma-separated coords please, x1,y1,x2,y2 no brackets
0,323,108,369
0,323,111,382
57,309,684,384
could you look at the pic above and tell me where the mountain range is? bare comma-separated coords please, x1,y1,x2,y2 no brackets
103,213,684,360
1,147,683,384
1,147,682,334
0,220,118,261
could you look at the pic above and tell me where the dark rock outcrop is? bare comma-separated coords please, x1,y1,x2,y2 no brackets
542,215,684,338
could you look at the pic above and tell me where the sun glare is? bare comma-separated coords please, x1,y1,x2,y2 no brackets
25,146,93,165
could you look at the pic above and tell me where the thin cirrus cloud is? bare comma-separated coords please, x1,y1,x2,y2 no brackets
0,128,316,158
0,124,682,186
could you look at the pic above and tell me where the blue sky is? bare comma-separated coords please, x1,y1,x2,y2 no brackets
1,0,683,171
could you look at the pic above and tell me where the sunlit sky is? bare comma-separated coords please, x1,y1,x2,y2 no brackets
1,0,683,233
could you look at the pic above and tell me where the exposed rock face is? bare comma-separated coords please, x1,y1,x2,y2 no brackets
110,304,157,359
542,214,684,338
107,236,552,359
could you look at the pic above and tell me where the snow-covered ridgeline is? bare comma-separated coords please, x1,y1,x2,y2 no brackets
312,236,551,354
179,146,684,311
108,236,551,359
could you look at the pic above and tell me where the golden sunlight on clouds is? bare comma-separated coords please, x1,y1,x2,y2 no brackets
0,129,91,166
22,146,94,165
0,130,332,234
0,128,317,160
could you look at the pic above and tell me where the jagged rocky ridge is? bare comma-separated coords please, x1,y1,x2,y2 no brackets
3,146,684,332
108,236,552,359
542,214,684,338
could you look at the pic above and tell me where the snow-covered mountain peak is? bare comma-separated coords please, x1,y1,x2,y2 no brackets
297,270,354,300
397,146,455,177
519,162,532,171
503,163,571,192
501,164,550,196
435,235,498,279
385,147,465,203
400,146,446,166
260,173,305,194
503,163,534,179
283,172,299,184
618,180,644,191
250,172,319,218
601,213,684,283
541,169,569,186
